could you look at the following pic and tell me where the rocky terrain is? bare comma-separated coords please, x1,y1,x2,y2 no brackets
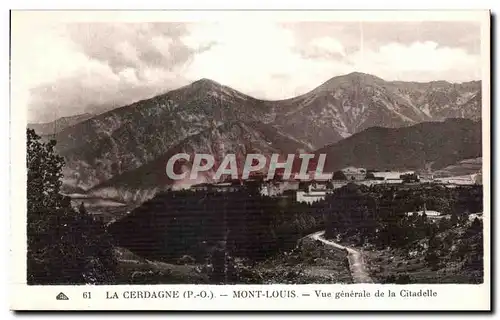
272,73,480,149
28,72,481,194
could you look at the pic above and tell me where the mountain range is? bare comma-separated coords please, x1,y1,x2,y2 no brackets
29,72,482,196
272,73,480,148
27,113,94,135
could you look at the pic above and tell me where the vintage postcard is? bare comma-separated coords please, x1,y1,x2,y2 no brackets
10,10,490,311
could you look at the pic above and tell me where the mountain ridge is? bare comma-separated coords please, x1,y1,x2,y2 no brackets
86,118,482,203
315,118,481,172
28,113,95,135
39,72,481,192
87,120,312,202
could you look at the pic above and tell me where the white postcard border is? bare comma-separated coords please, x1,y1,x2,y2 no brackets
9,9,491,311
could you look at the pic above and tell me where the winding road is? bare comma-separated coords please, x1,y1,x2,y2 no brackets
309,231,373,283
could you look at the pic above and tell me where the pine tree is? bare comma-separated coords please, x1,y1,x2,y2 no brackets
332,170,347,180
27,129,116,284
79,202,87,215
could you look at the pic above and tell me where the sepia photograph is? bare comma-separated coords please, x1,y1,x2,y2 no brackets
9,9,491,311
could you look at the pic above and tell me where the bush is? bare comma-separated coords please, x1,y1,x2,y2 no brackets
395,274,412,284
177,255,196,265
129,270,172,284
384,274,412,284
332,170,347,180
27,129,117,284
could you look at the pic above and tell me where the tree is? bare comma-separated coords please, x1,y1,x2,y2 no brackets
401,173,419,183
470,217,482,233
438,216,452,232
332,170,347,180
395,274,412,284
425,232,441,271
450,212,458,226
27,129,116,284
79,202,87,215
365,172,375,180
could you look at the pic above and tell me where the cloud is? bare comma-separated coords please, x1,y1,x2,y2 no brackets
180,22,317,99
350,41,480,81
65,23,192,71
23,23,196,122
359,21,481,54
18,21,482,123
309,37,346,57
179,21,480,100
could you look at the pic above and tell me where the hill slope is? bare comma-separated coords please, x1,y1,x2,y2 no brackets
48,73,481,191
88,121,311,202
55,79,272,191
315,118,481,172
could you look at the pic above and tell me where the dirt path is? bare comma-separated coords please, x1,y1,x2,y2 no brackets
309,231,373,283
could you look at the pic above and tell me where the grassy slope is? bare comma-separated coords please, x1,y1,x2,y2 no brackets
112,236,353,284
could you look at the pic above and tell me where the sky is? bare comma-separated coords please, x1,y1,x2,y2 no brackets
14,20,482,122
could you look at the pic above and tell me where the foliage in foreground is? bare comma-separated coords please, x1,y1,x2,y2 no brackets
27,129,117,284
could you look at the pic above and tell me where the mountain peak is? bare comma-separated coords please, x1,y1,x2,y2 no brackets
172,78,226,97
191,78,222,87
342,72,385,82
316,72,385,91
345,71,371,77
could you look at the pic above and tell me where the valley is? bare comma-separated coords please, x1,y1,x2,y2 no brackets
104,181,483,284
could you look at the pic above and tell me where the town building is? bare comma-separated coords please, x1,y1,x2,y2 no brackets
405,210,442,218
260,180,300,197
357,180,384,187
190,181,243,193
405,204,445,220
296,190,327,204
295,182,333,204
191,183,211,192
434,174,481,186
341,167,367,180
371,170,415,181
331,181,349,189
468,212,483,221
474,173,483,185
